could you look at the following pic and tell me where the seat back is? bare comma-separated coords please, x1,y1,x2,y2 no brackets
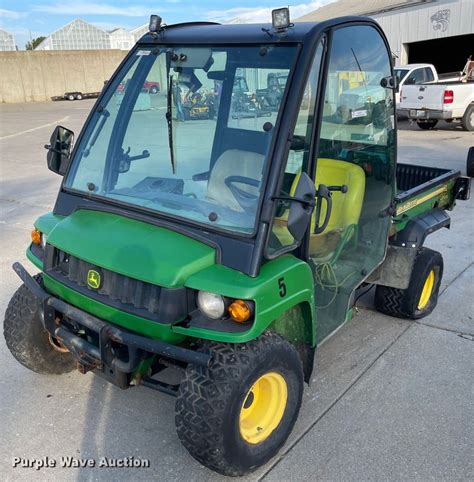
291,158,366,233
206,149,265,211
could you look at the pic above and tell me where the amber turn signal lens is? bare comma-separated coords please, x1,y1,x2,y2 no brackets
31,228,42,245
228,299,251,323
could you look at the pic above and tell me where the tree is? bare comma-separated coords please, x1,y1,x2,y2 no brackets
25,36,46,50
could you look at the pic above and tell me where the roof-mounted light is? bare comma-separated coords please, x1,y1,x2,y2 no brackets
149,15,162,33
272,7,291,31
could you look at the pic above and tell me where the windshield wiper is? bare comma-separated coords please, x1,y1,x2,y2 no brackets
350,48,369,99
83,106,110,157
165,66,176,174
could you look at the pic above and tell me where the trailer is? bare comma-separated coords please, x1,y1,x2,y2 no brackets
51,91,101,101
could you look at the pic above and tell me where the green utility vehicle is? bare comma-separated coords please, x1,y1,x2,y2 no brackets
4,10,471,476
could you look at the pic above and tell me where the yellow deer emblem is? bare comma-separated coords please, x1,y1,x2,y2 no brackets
87,269,101,289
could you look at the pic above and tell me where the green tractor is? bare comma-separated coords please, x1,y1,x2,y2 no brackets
4,10,471,476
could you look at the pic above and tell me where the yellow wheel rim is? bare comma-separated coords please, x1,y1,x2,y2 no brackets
418,269,435,310
239,372,288,445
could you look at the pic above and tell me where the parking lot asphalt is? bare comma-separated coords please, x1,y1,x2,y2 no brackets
0,100,473,481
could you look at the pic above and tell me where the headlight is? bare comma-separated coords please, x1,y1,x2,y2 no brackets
41,233,48,249
197,291,225,319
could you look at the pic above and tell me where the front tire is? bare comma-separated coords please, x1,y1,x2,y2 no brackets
374,247,443,319
416,120,438,130
3,276,76,374
175,332,303,476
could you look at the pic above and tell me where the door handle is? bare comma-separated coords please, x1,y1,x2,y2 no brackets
314,184,332,234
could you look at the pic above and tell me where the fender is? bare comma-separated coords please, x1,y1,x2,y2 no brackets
180,254,316,345
391,208,450,248
368,208,450,290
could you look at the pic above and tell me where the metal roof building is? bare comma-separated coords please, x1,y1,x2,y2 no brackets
109,28,135,50
0,29,16,51
297,0,473,72
131,24,153,42
32,19,168,52
35,19,111,51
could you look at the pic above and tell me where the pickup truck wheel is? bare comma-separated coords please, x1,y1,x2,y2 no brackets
374,247,443,320
461,104,474,131
467,146,474,177
3,276,76,374
175,332,303,476
416,120,438,130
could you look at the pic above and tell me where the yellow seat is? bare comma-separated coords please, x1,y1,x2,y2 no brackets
274,158,366,260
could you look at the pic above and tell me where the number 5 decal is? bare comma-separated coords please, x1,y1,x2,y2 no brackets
278,277,287,298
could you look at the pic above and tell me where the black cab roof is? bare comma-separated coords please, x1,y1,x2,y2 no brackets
136,17,371,45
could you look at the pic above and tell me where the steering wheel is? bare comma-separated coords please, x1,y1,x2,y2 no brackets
224,176,260,211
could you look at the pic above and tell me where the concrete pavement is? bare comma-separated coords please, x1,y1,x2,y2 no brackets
0,100,473,480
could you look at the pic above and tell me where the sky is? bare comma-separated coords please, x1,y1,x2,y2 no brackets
0,0,335,49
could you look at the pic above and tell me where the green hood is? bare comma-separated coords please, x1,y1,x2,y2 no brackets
45,210,216,288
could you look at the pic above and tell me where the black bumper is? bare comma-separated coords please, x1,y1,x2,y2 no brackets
13,262,212,377
398,108,453,121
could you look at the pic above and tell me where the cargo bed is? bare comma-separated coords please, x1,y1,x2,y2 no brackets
395,163,460,202
393,163,469,227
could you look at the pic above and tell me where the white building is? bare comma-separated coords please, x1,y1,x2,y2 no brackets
297,0,474,73
109,28,135,50
35,19,111,51
130,24,150,42
0,29,16,51
32,19,157,52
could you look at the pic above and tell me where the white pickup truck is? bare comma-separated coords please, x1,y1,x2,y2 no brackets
398,81,474,131
398,58,474,131
394,63,460,105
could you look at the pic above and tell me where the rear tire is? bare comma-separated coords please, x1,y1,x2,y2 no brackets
149,86,158,94
175,332,303,476
461,104,474,131
3,276,76,374
67,94,75,101
374,247,443,319
75,93,83,100
467,146,474,177
416,120,438,130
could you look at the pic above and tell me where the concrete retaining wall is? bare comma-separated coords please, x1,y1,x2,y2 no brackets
0,50,127,103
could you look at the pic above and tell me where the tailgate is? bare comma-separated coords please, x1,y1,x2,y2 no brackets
400,84,445,110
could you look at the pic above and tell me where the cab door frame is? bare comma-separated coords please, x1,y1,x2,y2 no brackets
298,20,398,264
295,22,397,344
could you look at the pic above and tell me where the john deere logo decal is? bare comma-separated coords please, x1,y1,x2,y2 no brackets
87,269,101,289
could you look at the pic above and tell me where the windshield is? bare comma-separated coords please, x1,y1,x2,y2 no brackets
394,68,409,84
65,44,297,234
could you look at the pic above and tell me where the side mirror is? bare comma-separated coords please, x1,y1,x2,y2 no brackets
45,126,74,175
287,172,316,243
380,76,397,90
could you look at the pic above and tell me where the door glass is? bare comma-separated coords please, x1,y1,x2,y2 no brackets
313,25,395,342
268,40,325,256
